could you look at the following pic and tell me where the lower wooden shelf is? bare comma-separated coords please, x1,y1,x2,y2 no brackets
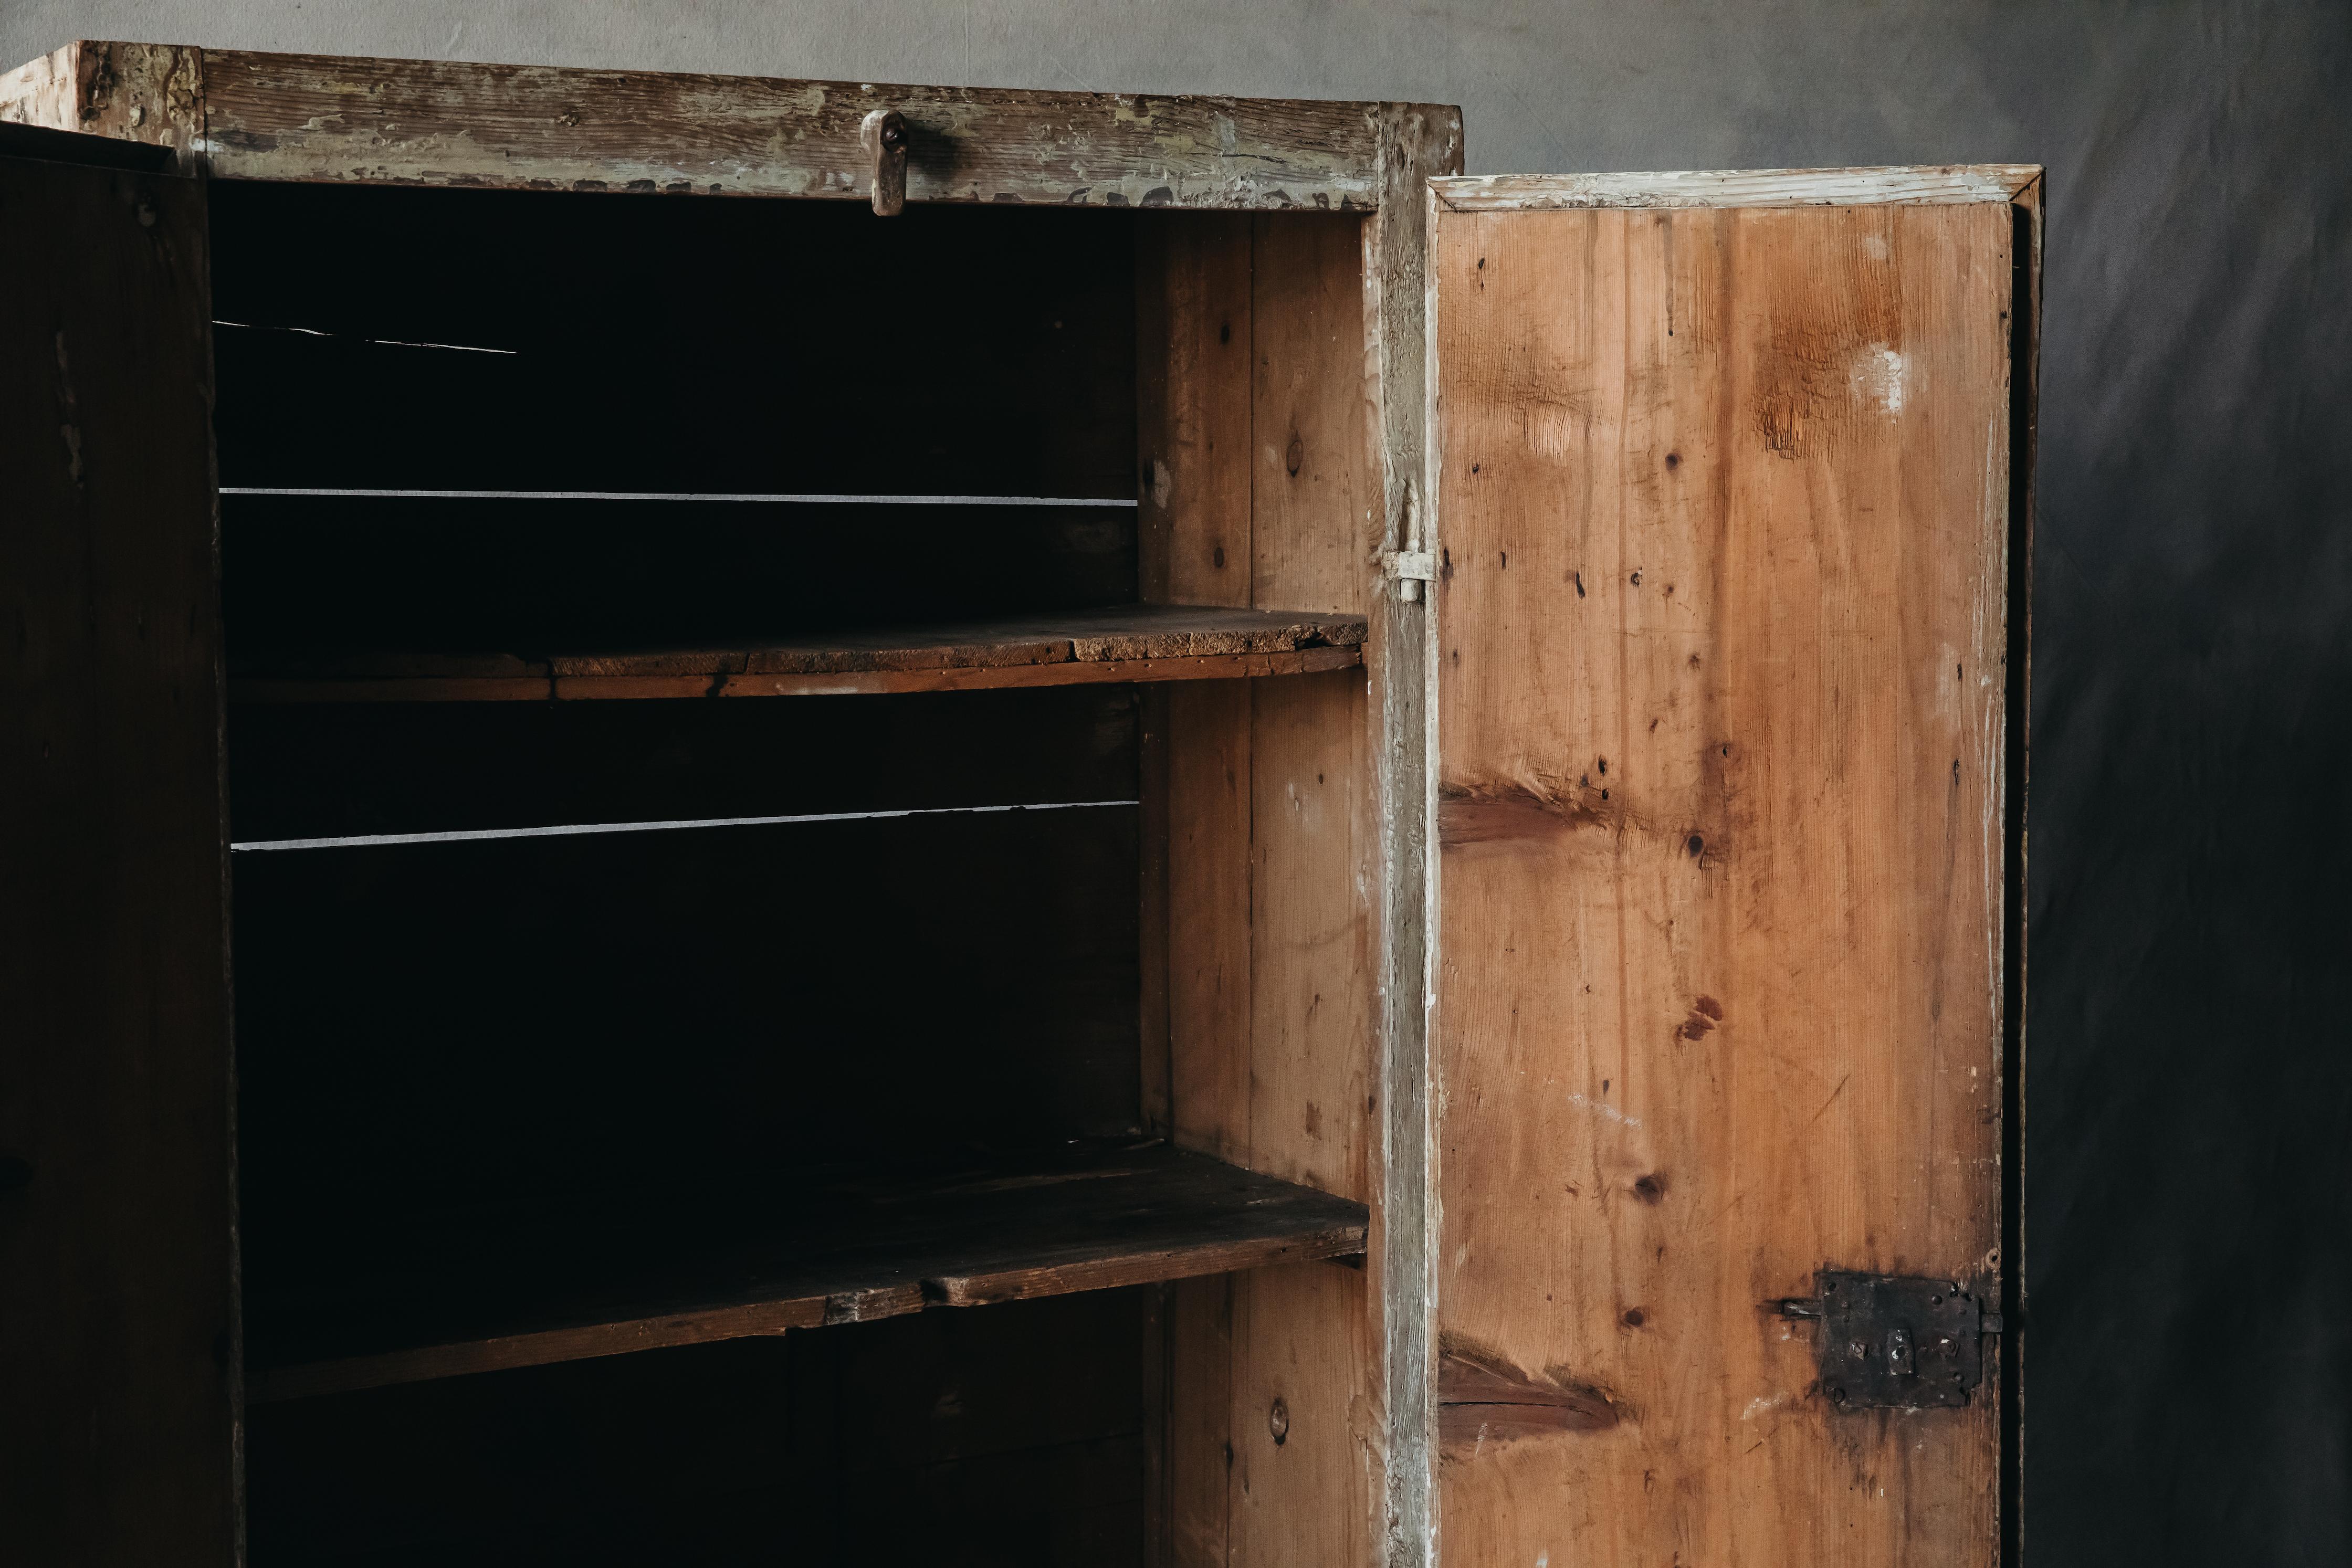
245,1140,1367,1403
228,604,1367,702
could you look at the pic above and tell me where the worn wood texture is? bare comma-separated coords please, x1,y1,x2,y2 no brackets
1139,195,1414,1565
5,41,1457,211
228,606,1364,700
0,41,204,158
1427,186,2027,1565
247,1140,1366,1403
1253,213,1377,614
1370,104,1462,1568
0,146,233,1561
1138,214,1256,604
1433,164,2042,211
229,649,1360,702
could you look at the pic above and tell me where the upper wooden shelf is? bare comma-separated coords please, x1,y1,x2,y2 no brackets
227,604,1366,702
245,1140,1367,1403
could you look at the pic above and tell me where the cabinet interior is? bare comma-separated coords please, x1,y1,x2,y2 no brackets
219,180,1380,1562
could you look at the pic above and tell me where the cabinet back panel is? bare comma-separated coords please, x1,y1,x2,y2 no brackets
208,181,1138,498
208,181,1139,657
230,689,1141,1298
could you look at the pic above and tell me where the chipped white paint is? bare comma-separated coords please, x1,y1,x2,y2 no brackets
1432,164,2041,211
10,41,1455,210
1851,344,1907,415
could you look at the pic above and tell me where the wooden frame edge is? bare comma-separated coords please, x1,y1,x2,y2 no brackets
1430,163,2044,211
4,41,1468,209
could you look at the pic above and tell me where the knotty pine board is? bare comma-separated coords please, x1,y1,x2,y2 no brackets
1429,197,2019,1565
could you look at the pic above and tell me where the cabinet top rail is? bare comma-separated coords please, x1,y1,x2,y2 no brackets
1432,164,2043,211
1,40,1462,208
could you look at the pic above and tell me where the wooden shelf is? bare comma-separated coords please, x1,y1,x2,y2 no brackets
228,604,1366,702
245,1140,1366,1403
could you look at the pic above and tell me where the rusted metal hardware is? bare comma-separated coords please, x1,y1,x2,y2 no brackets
1774,1269,2001,1411
860,108,908,216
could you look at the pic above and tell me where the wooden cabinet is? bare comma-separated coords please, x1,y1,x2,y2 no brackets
0,40,2038,1567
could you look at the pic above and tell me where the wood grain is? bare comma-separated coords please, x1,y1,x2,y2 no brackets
1138,214,1256,604
1428,192,2024,1565
248,1141,1366,1403
1253,213,1376,613
1369,105,1462,1568
0,144,233,1561
0,41,203,159
1141,208,1393,1567
1434,164,2041,211
227,606,1364,700
4,41,1465,212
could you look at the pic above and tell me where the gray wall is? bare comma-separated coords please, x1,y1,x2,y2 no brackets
9,2,2346,1561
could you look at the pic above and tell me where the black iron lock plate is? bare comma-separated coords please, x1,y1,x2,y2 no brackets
1777,1270,1995,1410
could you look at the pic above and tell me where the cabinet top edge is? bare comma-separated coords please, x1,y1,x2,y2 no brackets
5,40,1465,209
1432,164,2044,211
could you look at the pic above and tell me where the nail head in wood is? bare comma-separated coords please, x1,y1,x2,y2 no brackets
860,108,908,216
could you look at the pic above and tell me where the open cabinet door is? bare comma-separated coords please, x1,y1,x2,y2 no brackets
1424,167,2038,1565
0,125,234,1563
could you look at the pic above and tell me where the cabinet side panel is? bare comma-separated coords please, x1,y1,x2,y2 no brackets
1138,213,1254,607
1430,202,2012,1566
1253,213,1374,615
0,155,233,1563
1231,669,1376,1566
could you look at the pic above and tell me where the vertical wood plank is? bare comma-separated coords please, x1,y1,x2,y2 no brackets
0,149,233,1563
1140,686,1174,1137
1230,665,1377,1568
1370,105,1462,1568
1168,1275,1237,1568
1252,212,1374,615
1138,212,1254,607
1140,210,1258,1568
1164,679,1254,1167
1428,198,2017,1567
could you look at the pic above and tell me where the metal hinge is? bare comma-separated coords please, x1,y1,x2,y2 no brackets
1381,549,1436,584
1773,1269,2002,1410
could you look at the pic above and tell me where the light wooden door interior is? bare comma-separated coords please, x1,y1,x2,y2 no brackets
1424,167,2038,1566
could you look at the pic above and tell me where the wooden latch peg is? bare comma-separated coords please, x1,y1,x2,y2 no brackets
862,109,909,216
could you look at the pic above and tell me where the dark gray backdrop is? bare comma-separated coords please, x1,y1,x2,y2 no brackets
8,1,2345,1559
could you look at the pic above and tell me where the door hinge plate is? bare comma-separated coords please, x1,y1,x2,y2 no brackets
1775,1270,1993,1410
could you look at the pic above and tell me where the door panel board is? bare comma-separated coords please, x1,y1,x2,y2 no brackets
1429,196,2019,1566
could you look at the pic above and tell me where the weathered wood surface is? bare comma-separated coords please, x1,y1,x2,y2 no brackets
1428,186,2026,1564
1140,191,1424,1565
227,604,1363,700
1370,104,1461,1568
1433,163,2040,211
0,144,234,1559
4,40,1462,210
248,1140,1366,1403
0,41,204,157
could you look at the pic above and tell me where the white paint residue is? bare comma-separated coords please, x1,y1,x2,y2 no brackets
1863,233,1889,261
1537,1554,1550,1567
1742,1394,1785,1422
1851,343,1907,415
1568,1092,1642,1130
